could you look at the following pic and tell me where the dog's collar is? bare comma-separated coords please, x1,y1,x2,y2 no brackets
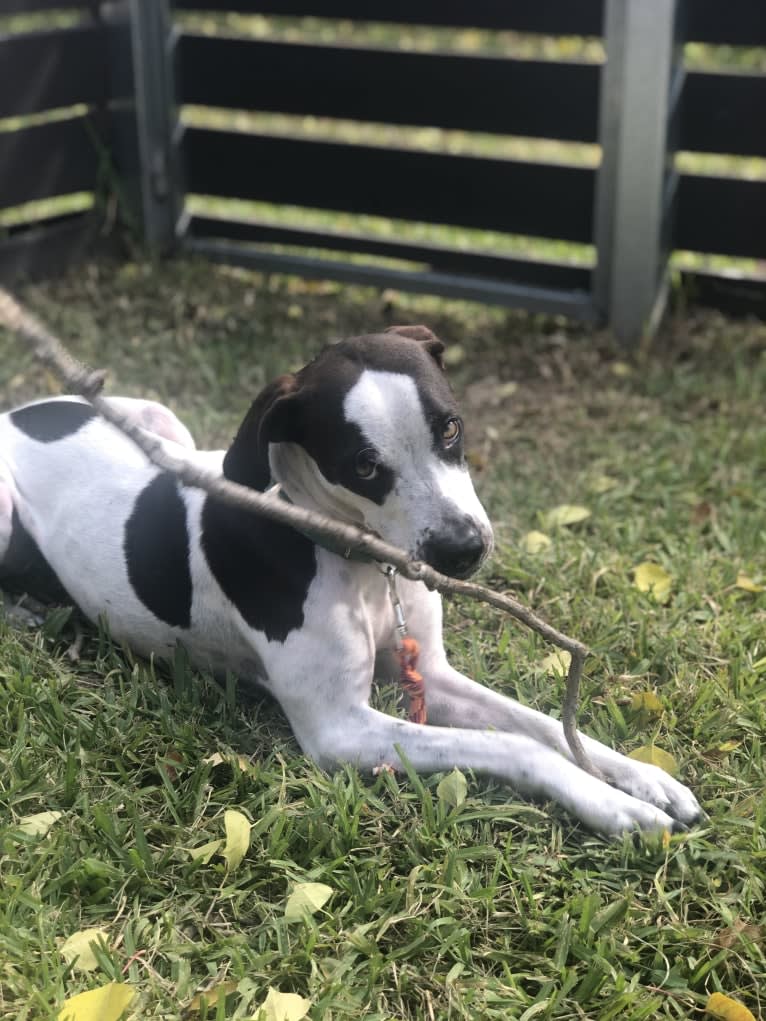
270,485,378,563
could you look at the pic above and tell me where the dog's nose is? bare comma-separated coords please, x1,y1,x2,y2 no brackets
420,519,487,579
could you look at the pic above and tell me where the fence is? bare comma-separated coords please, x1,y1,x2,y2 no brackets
1,1,765,341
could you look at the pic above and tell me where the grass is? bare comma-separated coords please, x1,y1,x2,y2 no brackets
1,258,765,1020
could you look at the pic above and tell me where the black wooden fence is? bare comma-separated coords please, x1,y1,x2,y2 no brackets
1,0,765,340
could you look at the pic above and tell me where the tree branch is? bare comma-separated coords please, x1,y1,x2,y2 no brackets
0,286,602,779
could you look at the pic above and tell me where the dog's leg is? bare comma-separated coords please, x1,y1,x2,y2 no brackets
0,476,14,563
422,659,702,827
290,697,685,836
398,583,702,827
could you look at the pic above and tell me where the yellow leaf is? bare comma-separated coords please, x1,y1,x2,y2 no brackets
717,740,741,754
250,987,311,1021
57,982,134,1021
222,810,251,871
627,745,678,777
522,530,552,554
542,504,591,528
189,980,240,1012
610,360,633,378
187,838,223,863
706,991,757,1021
284,882,334,922
18,810,63,837
436,768,467,809
633,562,672,604
735,573,764,594
540,650,572,678
60,929,109,972
589,474,618,494
203,752,254,774
629,692,664,717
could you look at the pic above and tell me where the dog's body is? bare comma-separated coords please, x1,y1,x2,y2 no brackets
0,327,701,835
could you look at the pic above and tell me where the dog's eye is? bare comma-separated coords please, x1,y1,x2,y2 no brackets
442,417,462,447
354,449,380,479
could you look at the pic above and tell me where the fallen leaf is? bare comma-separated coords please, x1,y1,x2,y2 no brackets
222,810,251,871
18,810,63,837
627,744,678,777
57,982,134,1021
540,650,572,677
714,920,763,950
437,768,467,809
284,882,334,922
589,474,618,494
735,573,764,594
249,987,311,1021
705,991,757,1021
189,980,240,1011
629,691,664,717
522,530,552,554
633,562,672,604
542,504,591,529
691,501,714,525
203,752,254,774
610,360,633,378
187,838,223,863
60,929,109,972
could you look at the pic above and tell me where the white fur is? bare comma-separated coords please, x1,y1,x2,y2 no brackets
0,381,702,837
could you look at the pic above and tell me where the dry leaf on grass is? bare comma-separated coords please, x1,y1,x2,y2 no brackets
57,982,134,1021
633,562,672,604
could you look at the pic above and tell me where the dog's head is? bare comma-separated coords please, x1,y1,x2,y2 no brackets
223,326,493,578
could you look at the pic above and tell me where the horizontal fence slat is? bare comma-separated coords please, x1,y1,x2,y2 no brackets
682,71,766,157
676,174,765,259
173,0,605,34
183,129,595,243
686,0,766,45
188,214,593,290
179,36,600,142
185,236,597,319
0,24,107,119
0,116,101,209
680,270,766,318
0,1,91,10
0,212,96,284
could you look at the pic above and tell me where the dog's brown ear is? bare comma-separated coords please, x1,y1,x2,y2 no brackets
223,374,300,490
385,324,446,369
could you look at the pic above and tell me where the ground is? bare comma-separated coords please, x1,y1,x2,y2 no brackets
0,258,764,1020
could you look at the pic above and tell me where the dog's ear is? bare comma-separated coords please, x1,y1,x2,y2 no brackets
385,324,446,369
223,374,300,490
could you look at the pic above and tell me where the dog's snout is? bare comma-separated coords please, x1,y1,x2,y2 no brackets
419,518,487,579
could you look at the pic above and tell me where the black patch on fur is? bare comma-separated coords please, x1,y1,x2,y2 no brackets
0,507,70,603
11,401,97,443
124,473,192,628
201,495,316,643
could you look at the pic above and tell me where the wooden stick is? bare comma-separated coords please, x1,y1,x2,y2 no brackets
0,286,602,778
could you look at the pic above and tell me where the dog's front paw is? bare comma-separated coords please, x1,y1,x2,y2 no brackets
607,759,702,827
587,787,683,837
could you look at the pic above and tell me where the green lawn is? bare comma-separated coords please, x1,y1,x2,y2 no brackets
1,259,764,1020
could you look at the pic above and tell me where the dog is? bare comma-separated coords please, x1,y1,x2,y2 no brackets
0,325,701,835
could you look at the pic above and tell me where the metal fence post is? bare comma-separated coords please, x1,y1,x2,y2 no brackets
593,0,685,344
103,0,181,252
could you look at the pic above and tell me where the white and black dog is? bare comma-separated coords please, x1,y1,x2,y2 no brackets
0,325,701,835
